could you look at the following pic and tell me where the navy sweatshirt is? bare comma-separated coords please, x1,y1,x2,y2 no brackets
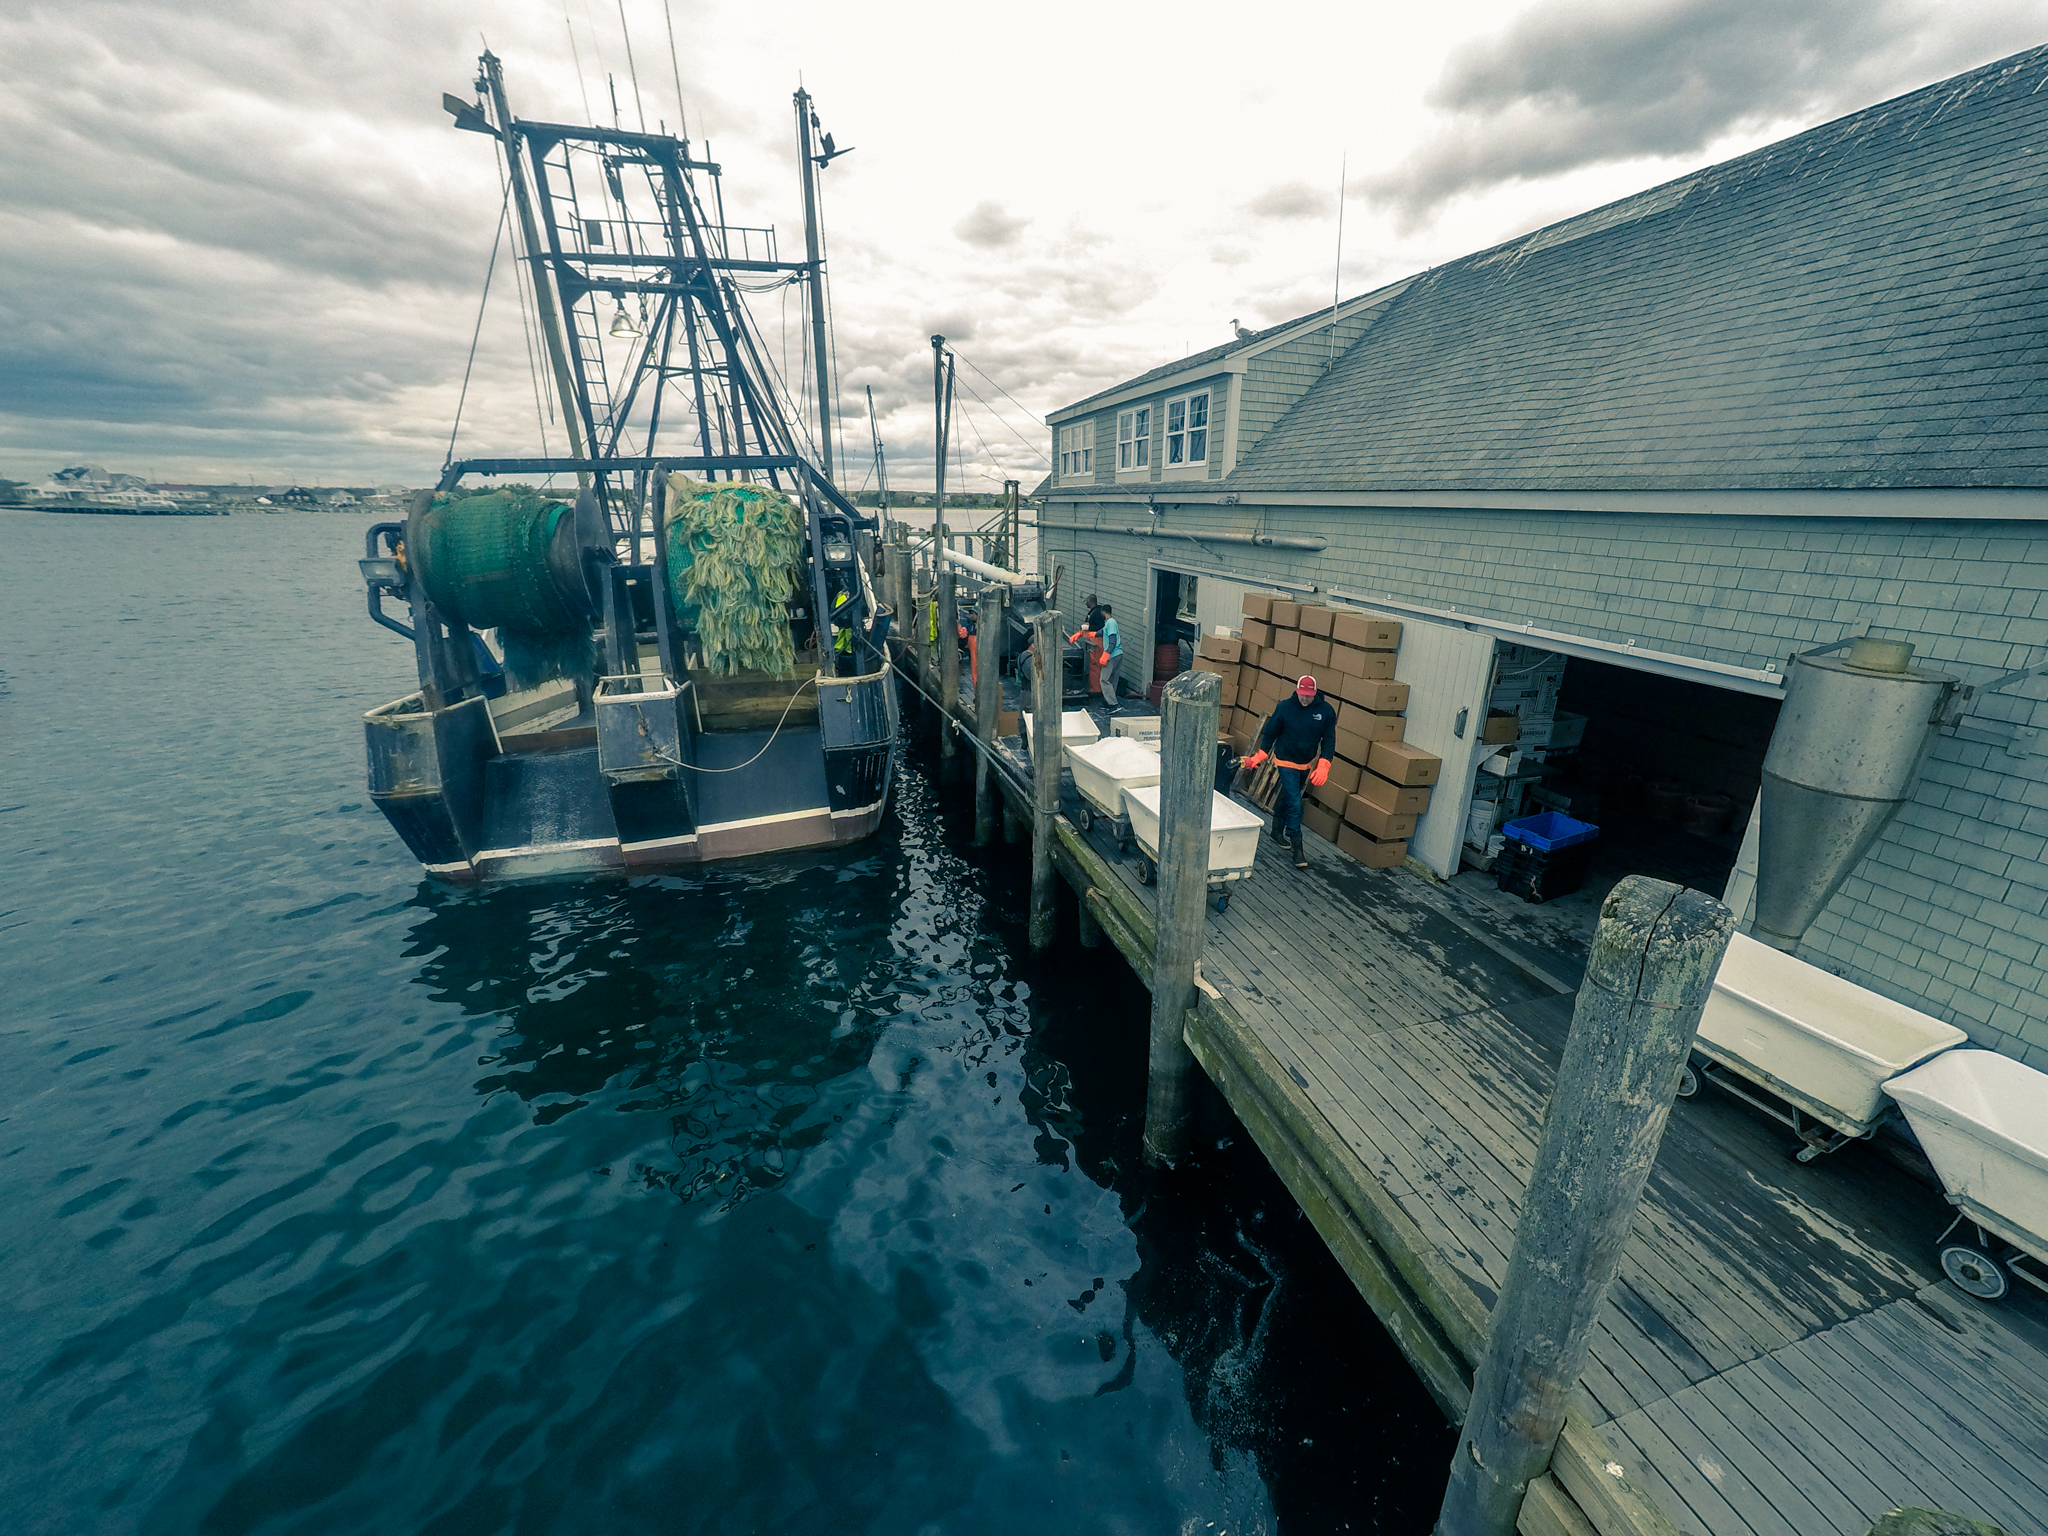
1256,693,1337,765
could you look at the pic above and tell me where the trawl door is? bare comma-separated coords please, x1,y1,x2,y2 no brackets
1386,615,1497,878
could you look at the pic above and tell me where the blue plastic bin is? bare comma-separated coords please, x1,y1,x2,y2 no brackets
1501,810,1599,851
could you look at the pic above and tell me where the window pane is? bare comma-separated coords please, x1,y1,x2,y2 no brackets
1167,436,1183,463
1118,412,1132,442
1082,449,1090,470
1136,439,1148,466
1190,394,1207,428
1135,408,1149,435
1167,401,1184,432
1189,429,1206,460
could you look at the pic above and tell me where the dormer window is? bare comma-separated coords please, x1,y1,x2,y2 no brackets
1058,421,1093,479
1165,391,1209,466
1117,407,1150,471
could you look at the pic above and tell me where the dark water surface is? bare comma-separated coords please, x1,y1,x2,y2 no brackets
0,513,1453,1534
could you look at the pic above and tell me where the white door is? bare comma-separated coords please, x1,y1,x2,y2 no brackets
1193,575,1248,639
1387,617,1498,878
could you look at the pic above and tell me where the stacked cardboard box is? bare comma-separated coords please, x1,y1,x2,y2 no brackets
1240,592,1438,867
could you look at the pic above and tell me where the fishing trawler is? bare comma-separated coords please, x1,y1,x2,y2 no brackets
357,52,895,883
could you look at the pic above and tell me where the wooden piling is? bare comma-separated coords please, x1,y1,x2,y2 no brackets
1143,669,1222,1166
886,545,913,662
937,569,960,774
973,583,1003,845
1028,608,1063,954
1435,876,1733,1536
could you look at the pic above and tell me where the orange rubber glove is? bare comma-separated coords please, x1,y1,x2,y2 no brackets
1309,758,1331,787
1242,749,1268,769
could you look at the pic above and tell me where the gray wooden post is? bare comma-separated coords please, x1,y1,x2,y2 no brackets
886,546,913,665
1028,608,1063,954
1143,669,1222,1166
974,583,1003,845
1435,876,1734,1536
938,567,960,776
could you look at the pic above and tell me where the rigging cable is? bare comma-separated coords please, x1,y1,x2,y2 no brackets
951,372,1050,467
615,0,648,133
659,0,690,142
814,159,847,480
953,349,1047,429
446,178,513,468
562,1,595,125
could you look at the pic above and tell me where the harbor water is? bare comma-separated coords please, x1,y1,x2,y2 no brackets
0,512,1453,1534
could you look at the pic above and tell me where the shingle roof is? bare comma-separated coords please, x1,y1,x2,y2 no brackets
1224,45,2048,495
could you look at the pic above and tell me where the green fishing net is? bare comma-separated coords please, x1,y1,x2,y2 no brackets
663,476,802,676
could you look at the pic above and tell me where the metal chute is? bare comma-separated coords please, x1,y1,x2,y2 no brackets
1754,636,1956,951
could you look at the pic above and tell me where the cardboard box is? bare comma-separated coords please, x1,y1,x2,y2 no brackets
1310,779,1351,814
1351,773,1432,816
1241,591,1279,622
1235,679,1256,709
1271,628,1301,657
1301,801,1344,844
1327,756,1362,794
1331,612,1402,650
1270,600,1301,628
1327,643,1367,677
1297,635,1332,669
1296,604,1335,637
1482,710,1520,745
1368,739,1441,786
1347,650,1397,680
1240,640,1263,668
1338,825,1408,867
1192,656,1238,684
1333,726,1378,766
1341,679,1410,712
998,709,1021,738
1199,635,1243,663
1344,797,1418,840
1337,704,1403,742
1240,618,1273,647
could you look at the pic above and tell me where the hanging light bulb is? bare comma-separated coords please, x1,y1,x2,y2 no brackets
609,300,640,338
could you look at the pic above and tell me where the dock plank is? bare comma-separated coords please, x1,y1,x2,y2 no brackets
1015,733,2048,1536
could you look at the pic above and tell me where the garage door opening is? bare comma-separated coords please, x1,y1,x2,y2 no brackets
1454,650,1782,949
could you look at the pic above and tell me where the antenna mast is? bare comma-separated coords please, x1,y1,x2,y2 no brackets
795,88,834,482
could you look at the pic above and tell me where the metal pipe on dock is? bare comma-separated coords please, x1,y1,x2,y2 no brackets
1435,876,1732,1536
974,584,1003,845
1143,669,1221,1166
1028,608,1063,954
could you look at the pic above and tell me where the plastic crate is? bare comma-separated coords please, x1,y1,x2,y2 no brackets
1500,810,1599,851
1494,838,1594,904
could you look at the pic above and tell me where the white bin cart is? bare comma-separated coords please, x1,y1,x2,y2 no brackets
1021,709,1100,762
1122,785,1261,912
1065,737,1161,848
1684,932,1967,1160
1884,1049,2048,1302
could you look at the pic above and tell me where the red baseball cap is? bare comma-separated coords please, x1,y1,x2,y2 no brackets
1296,675,1317,695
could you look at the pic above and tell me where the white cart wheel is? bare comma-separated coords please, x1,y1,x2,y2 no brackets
1074,804,1093,832
1940,1243,2010,1301
1136,855,1155,886
1676,1064,1699,1099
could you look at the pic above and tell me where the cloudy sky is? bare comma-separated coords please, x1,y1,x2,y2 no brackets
1,0,2040,491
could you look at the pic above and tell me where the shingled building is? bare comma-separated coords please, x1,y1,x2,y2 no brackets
1039,44,2048,1069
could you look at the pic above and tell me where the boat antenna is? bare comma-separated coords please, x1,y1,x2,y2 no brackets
866,384,890,538
660,0,690,143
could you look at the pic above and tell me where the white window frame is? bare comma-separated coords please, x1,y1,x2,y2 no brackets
1163,389,1210,473
1117,406,1151,474
1058,420,1094,480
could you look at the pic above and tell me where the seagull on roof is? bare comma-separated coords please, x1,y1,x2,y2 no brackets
1232,318,1254,341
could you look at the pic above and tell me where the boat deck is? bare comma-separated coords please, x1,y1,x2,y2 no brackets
1027,731,2048,1536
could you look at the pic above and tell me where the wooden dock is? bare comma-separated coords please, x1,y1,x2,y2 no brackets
889,593,2048,1536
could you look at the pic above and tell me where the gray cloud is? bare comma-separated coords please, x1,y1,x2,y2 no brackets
953,201,1029,248
1246,182,1334,220
1362,0,2047,222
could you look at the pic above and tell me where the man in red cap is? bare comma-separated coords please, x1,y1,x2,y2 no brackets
1241,674,1336,868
